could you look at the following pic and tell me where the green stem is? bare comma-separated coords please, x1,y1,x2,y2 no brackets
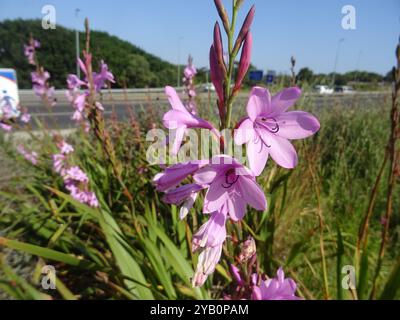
224,0,238,129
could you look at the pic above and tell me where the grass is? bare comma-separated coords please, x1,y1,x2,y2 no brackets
0,90,399,300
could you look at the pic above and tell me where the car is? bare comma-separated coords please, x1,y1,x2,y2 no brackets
313,85,334,94
201,83,216,92
334,85,355,94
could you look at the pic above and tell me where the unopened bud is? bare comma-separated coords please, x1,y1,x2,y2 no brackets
233,32,252,95
233,5,255,55
213,22,227,75
238,237,256,262
214,0,230,34
209,44,225,106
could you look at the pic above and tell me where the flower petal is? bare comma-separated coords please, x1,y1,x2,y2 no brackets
260,131,298,169
204,174,228,212
180,192,198,219
165,86,187,112
246,135,269,176
227,196,246,221
247,87,272,121
275,111,320,139
194,166,219,185
238,176,267,211
234,118,255,145
270,87,301,116
171,126,186,155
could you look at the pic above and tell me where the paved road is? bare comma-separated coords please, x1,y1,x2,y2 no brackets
14,90,390,130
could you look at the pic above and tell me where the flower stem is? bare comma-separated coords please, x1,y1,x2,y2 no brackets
224,0,238,129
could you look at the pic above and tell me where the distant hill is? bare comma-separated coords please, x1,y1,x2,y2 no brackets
0,19,178,89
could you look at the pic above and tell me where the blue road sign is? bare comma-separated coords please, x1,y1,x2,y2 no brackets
265,70,276,84
249,70,263,81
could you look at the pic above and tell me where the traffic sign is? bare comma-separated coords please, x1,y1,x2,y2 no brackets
249,70,263,81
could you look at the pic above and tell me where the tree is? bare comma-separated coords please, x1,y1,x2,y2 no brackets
296,67,314,83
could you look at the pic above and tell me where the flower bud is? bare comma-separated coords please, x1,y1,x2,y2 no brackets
233,5,255,55
209,44,225,110
213,22,227,75
192,244,223,287
214,0,230,34
238,236,256,263
233,32,252,95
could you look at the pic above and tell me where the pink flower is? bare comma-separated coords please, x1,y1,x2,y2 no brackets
162,183,205,219
192,244,223,287
24,39,40,65
0,123,12,132
193,155,267,221
153,160,208,192
21,113,31,123
234,86,320,175
252,267,300,300
163,86,216,154
183,56,198,113
65,166,89,183
67,74,86,90
52,154,66,174
93,61,115,92
184,64,197,80
59,141,74,154
192,211,227,251
17,145,38,165
31,71,56,106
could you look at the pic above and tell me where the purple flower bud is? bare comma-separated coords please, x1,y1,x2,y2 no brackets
233,5,255,54
209,45,225,112
213,22,227,75
213,0,230,34
230,264,244,285
233,32,252,95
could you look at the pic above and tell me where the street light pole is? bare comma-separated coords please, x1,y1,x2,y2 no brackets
75,8,81,79
332,38,344,86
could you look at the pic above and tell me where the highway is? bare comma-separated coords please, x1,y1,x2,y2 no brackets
13,89,390,131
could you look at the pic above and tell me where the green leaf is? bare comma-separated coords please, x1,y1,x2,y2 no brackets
147,219,207,299
99,209,154,299
357,247,369,299
379,256,400,300
336,227,344,300
0,237,98,269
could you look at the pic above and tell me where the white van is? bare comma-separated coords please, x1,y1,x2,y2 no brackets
313,85,334,95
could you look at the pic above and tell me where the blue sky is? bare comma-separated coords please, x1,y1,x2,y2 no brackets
0,0,399,75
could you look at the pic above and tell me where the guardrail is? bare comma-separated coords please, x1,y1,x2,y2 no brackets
18,87,186,95
18,88,390,96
